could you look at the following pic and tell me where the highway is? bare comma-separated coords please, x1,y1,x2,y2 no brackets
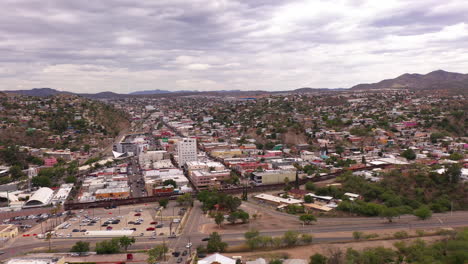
1,205,468,261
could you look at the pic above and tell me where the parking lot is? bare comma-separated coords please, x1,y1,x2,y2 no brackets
53,202,186,239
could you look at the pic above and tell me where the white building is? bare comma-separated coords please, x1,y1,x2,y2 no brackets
177,138,197,166
199,254,235,264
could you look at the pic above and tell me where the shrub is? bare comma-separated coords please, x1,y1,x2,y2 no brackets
393,231,409,239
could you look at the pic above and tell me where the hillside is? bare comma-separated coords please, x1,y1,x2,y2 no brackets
2,70,468,98
0,94,130,151
351,70,468,90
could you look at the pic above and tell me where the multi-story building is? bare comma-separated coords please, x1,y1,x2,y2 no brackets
190,170,230,189
177,138,197,166
251,170,297,185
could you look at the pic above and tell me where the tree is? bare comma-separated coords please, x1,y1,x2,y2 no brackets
309,253,327,264
380,207,400,223
159,199,169,208
448,152,463,161
163,179,177,188
345,247,396,263
401,149,416,160
227,212,238,224
147,244,168,263
215,213,224,227
353,231,363,240
299,214,317,225
272,237,283,248
65,175,77,184
244,229,260,240
301,234,313,244
305,182,316,191
32,176,52,187
283,230,300,246
237,210,250,223
9,165,25,179
414,206,432,220
118,236,135,251
177,193,193,206
304,195,314,203
70,241,90,255
84,144,91,153
445,163,462,184
335,145,344,157
95,239,121,254
207,232,227,253
269,260,283,264
224,196,242,212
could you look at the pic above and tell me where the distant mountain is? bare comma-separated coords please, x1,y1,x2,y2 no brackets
129,89,172,95
3,70,466,98
288,87,345,93
3,88,73,97
81,91,125,99
351,70,468,91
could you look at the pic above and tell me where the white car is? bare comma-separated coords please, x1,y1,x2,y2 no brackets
186,242,192,248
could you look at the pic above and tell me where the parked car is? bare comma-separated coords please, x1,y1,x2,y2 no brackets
146,227,155,231
130,228,137,231
156,224,163,228
177,257,183,263
134,213,141,216
72,229,80,232
106,226,113,230
150,221,157,225
201,237,210,241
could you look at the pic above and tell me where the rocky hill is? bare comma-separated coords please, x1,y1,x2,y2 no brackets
351,70,468,91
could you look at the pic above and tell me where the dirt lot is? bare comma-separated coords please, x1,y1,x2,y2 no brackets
225,236,445,260
201,202,302,234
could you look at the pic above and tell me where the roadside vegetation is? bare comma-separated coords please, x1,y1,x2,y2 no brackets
333,164,466,219
308,228,468,264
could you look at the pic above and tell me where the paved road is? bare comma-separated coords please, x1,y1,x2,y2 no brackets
2,205,468,261
128,157,146,198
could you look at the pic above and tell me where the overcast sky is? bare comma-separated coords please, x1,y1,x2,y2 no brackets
1,0,468,93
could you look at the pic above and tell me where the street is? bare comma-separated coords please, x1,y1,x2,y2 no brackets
2,200,468,262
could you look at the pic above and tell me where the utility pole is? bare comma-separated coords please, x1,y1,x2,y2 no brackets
163,237,166,262
295,170,299,189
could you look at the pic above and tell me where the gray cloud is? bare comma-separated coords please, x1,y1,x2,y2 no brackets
0,0,468,93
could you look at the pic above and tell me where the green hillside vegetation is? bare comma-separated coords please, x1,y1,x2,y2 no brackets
0,95,130,164
335,164,467,216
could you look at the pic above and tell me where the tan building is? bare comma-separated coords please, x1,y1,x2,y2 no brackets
0,224,18,239
252,170,296,185
95,187,130,200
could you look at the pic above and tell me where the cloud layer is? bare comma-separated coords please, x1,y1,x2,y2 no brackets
1,0,468,93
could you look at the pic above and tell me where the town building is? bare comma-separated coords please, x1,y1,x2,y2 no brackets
251,170,297,185
6,257,65,264
0,224,18,239
177,138,198,166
